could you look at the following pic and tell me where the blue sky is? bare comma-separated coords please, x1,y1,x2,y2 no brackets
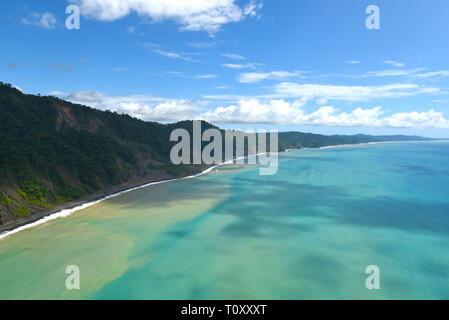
1,0,449,137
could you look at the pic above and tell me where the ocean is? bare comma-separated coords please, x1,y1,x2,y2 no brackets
1,141,448,299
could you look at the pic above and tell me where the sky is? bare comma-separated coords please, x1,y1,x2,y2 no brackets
1,0,449,137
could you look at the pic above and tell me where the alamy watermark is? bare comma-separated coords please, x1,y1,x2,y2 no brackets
170,121,279,176
65,265,80,290
365,265,381,290
65,5,80,30
366,5,380,30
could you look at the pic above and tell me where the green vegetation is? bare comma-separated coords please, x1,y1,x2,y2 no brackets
52,186,87,204
166,165,187,177
277,132,432,150
13,206,30,218
17,176,49,206
0,192,11,206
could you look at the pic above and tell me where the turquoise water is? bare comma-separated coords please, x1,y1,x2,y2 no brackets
1,142,449,299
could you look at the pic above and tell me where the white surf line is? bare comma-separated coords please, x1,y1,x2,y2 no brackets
2,140,446,241
318,139,449,150
0,154,266,241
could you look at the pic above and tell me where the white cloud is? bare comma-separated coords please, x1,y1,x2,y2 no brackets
353,68,449,79
238,72,269,83
22,12,57,29
311,68,449,81
162,72,217,79
50,90,202,121
221,53,246,60
123,100,200,121
365,68,426,78
50,90,104,104
382,110,449,128
238,71,303,83
204,99,449,128
50,90,449,129
413,70,449,79
347,60,361,64
214,85,231,90
222,62,259,70
153,49,200,62
244,0,263,16
14,86,24,93
164,71,187,77
273,82,439,102
204,99,307,124
195,74,218,79
126,26,138,34
384,60,405,68
70,0,261,33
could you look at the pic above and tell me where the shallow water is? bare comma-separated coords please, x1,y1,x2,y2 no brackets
1,142,449,299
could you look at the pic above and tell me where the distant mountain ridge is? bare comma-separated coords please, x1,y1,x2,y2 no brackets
277,131,432,150
0,82,434,226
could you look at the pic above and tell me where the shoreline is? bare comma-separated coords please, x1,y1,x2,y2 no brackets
318,139,449,149
1,139,448,240
0,160,230,240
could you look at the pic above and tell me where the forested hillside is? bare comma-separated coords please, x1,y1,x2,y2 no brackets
0,82,433,226
0,83,214,225
277,131,432,150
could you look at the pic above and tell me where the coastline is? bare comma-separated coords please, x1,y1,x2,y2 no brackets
0,161,231,240
1,139,448,240
317,139,449,150
0,152,256,240
0,167,215,239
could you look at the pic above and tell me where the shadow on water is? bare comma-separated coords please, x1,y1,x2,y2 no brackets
97,143,449,240
199,175,449,239
91,143,449,299
336,198,449,235
103,178,230,211
214,179,347,238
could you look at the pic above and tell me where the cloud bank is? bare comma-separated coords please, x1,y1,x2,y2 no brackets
70,0,262,33
51,90,449,129
272,83,439,103
203,99,449,128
